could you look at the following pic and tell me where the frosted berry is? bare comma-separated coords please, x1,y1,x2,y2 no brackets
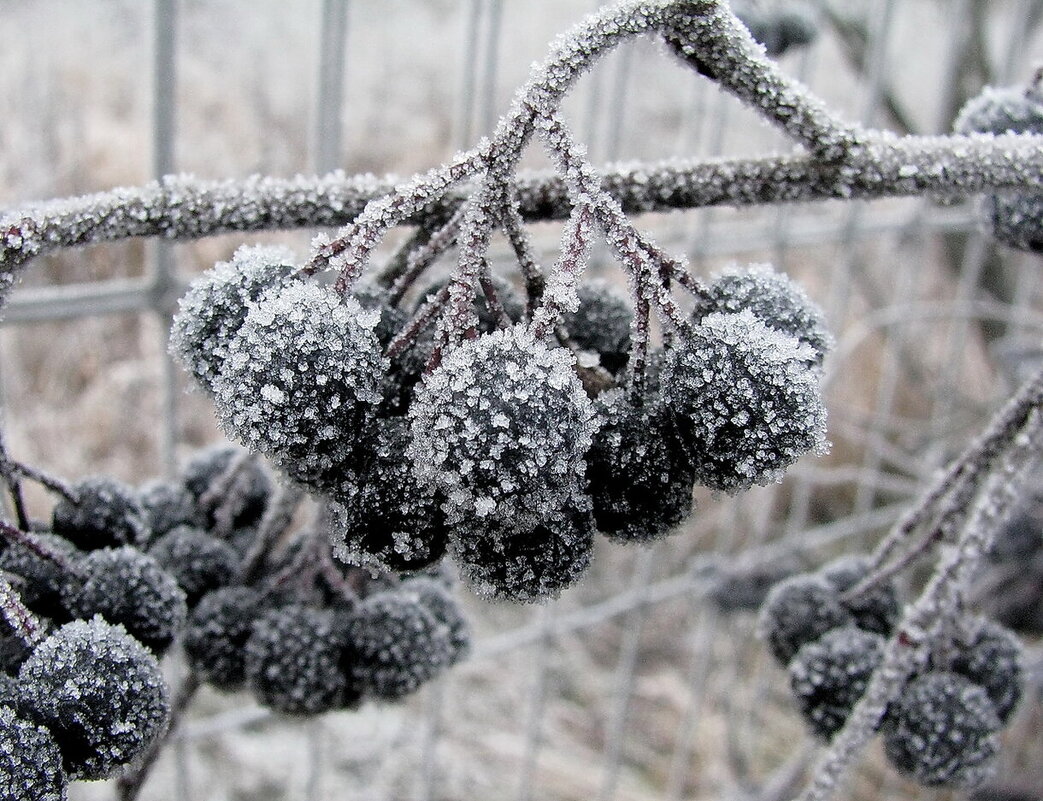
882,671,1000,788
401,576,470,663
0,623,36,676
18,617,170,781
52,476,148,550
212,281,386,488
788,625,885,740
344,591,453,700
61,546,187,654
138,480,201,542
184,586,267,691
244,605,347,715
327,418,448,573
954,80,1043,253
562,281,633,374
664,311,827,494
169,244,297,391
949,617,1023,724
819,555,901,636
181,445,271,530
988,508,1042,561
692,264,832,367
0,705,67,801
148,526,238,606
0,533,80,620
586,389,694,542
353,282,410,346
451,509,596,603
758,573,852,665
408,324,598,533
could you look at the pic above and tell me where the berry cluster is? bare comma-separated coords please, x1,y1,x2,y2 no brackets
171,251,829,602
759,558,1024,788
954,73,1043,253
0,442,470,798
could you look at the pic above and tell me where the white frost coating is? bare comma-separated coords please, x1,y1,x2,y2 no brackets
665,310,828,493
212,281,386,488
407,324,598,534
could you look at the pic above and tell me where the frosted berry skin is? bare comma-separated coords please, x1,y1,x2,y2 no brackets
408,324,598,535
18,618,170,781
819,555,901,636
788,625,885,740
148,526,238,607
882,671,1001,789
52,476,149,551
343,592,453,700
0,533,81,620
137,480,201,542
954,83,1043,253
450,508,596,604
692,264,832,368
184,586,267,691
664,311,827,494
61,546,187,654
562,281,633,375
586,390,694,542
181,445,271,530
244,605,347,715
401,577,471,663
169,244,297,392
328,418,448,573
212,281,386,490
758,573,852,665
949,617,1023,724
0,705,67,801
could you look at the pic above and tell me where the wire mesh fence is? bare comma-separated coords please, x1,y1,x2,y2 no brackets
1,1,1041,800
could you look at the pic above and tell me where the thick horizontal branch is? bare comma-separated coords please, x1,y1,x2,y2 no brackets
0,132,1040,285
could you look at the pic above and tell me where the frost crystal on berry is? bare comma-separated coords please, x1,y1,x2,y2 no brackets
18,617,170,781
0,704,67,801
820,554,901,636
562,281,633,374
212,281,386,488
758,573,852,665
52,476,149,551
184,586,267,691
664,311,827,493
949,617,1023,724
169,244,297,391
408,324,597,533
148,526,238,606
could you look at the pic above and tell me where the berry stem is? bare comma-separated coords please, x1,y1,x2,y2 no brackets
501,192,545,316
385,284,449,361
237,483,305,585
0,573,44,646
0,520,81,575
388,204,467,305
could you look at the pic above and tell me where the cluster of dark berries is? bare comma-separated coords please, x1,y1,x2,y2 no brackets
759,557,1024,789
954,72,1043,253
171,249,830,603
1,442,470,797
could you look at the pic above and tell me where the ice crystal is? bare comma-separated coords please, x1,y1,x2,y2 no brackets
0,704,67,801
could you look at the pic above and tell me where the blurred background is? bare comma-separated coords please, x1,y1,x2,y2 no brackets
0,1,1041,799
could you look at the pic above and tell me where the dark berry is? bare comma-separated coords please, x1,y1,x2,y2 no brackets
988,509,1042,562
758,573,852,665
169,244,297,391
244,605,347,715
819,555,901,636
327,418,448,573
212,282,385,489
408,324,598,533
664,311,827,494
138,480,201,542
788,625,885,740
954,80,1043,253
949,617,1023,724
0,622,36,677
18,617,169,781
181,445,271,530
562,281,633,374
0,705,67,801
451,509,596,603
184,586,267,691
882,671,1000,788
0,533,80,620
148,526,238,606
343,591,453,700
707,561,796,614
352,282,410,346
586,389,694,542
61,546,187,654
692,264,832,367
52,477,148,550
401,577,470,663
